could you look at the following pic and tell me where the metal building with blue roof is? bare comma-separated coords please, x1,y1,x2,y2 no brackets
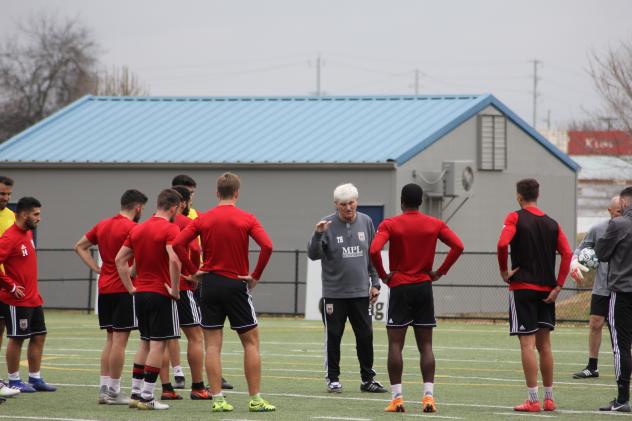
0,94,577,313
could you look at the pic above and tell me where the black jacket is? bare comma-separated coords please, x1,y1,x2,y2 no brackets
595,206,632,293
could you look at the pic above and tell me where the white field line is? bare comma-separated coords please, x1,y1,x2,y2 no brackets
312,417,372,421
49,383,628,416
41,346,613,359
30,352,608,368
404,415,465,420
35,362,617,389
492,413,556,418
0,416,99,421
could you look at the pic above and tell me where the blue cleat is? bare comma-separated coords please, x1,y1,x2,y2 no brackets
9,380,36,393
28,377,57,392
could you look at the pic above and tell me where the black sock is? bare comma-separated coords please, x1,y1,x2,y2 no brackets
191,382,205,390
618,380,630,403
162,383,174,392
588,358,598,371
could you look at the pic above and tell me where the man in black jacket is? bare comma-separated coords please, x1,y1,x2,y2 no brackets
596,186,632,412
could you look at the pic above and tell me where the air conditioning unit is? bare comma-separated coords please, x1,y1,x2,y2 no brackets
443,160,474,197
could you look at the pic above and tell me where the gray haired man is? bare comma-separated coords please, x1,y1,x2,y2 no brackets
308,183,386,394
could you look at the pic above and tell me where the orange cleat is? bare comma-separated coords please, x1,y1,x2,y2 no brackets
543,399,556,411
190,388,211,400
384,396,405,413
422,395,437,413
160,390,183,400
514,400,541,412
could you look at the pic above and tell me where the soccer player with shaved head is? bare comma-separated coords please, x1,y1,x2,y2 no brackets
370,183,464,413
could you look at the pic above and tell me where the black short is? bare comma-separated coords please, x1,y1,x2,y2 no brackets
177,290,202,327
198,273,257,332
509,289,555,335
0,300,7,320
98,292,138,331
2,305,47,338
591,294,610,317
386,282,436,328
135,292,180,341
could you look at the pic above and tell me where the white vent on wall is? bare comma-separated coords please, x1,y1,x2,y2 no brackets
478,115,507,171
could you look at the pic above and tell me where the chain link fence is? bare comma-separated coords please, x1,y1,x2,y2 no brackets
35,249,591,322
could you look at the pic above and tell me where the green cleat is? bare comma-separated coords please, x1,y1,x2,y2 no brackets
249,397,276,412
211,397,234,412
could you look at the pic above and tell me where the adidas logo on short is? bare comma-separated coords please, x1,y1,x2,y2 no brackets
519,325,526,331
389,318,394,323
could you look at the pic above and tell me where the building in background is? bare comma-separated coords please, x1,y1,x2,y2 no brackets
0,94,578,315
571,155,632,233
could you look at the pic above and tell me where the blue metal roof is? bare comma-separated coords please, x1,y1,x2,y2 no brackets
0,94,578,171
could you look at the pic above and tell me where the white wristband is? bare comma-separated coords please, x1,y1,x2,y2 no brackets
10,284,16,293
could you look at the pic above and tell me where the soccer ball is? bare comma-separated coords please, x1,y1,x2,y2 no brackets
578,248,599,270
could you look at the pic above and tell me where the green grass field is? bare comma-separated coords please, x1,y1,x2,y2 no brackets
0,311,628,420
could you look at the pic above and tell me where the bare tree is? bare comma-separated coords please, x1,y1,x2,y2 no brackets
0,13,99,142
94,65,150,96
589,39,632,134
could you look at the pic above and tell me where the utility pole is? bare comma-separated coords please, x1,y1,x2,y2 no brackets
531,59,541,128
316,54,322,96
414,69,421,95
545,109,551,131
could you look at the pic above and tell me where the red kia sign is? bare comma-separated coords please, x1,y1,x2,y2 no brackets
568,131,632,155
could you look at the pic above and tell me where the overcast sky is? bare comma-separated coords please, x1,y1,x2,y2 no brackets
2,0,631,130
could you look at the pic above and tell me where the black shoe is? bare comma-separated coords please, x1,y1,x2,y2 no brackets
573,368,599,379
0,396,6,404
600,399,631,412
221,377,233,390
173,376,185,389
360,379,388,393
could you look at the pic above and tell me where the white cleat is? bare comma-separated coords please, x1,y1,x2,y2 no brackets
0,382,20,398
106,388,130,405
137,398,170,410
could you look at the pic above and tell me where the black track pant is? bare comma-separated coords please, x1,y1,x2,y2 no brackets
321,297,376,383
608,291,632,403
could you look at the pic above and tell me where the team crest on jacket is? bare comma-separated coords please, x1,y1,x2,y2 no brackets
326,304,334,315
19,319,28,330
358,232,365,241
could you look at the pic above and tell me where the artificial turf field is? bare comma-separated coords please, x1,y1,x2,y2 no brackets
0,310,628,421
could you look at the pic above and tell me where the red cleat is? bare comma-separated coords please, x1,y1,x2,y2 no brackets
160,390,183,400
543,399,556,411
514,400,541,412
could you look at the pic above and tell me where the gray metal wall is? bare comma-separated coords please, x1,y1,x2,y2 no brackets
1,167,395,311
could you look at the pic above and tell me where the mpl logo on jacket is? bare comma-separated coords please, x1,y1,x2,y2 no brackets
20,244,28,257
342,246,363,258
358,232,365,241
19,319,28,330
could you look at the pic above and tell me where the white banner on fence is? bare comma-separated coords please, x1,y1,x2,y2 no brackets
304,251,390,322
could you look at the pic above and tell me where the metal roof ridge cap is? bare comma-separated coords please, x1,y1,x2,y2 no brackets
85,94,486,102
0,95,93,153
